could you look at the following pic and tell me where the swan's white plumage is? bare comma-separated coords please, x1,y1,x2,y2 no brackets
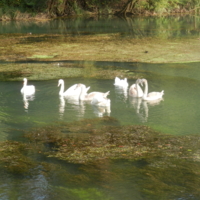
129,79,144,97
140,79,164,101
21,78,35,96
114,77,128,87
91,93,111,107
76,83,110,101
58,79,89,96
91,93,111,117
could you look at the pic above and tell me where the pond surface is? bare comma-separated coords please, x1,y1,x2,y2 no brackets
0,15,200,200
1,61,200,140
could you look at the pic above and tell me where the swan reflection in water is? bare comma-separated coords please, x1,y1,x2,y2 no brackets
114,85,128,102
59,96,111,118
58,95,86,119
129,97,163,122
92,104,111,117
59,96,66,117
22,94,35,111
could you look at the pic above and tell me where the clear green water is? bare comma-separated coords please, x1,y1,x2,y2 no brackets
0,16,200,200
1,61,200,141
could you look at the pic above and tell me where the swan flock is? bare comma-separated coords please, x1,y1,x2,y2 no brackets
20,77,164,114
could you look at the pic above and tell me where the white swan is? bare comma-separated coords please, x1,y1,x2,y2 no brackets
76,84,110,101
129,79,143,98
21,78,35,96
58,79,89,96
114,77,128,87
140,79,164,101
91,93,111,107
91,93,111,117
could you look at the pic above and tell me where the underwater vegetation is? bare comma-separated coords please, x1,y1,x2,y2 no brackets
1,117,200,199
23,116,200,164
0,141,35,174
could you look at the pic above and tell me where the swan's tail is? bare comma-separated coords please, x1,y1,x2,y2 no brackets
161,90,164,96
104,91,110,97
114,77,120,85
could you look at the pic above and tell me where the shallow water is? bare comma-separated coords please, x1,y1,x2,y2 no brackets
1,61,200,141
1,15,200,200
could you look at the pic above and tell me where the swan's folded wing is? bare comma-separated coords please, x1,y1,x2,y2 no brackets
64,84,80,96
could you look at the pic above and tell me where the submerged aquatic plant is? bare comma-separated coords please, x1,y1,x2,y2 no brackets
24,117,200,164
0,141,35,174
1,117,200,199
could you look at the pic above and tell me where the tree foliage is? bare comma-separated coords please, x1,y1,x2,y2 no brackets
0,0,199,18
116,0,200,15
0,0,47,12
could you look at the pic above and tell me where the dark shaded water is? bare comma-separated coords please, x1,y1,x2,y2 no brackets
0,15,200,200
0,15,200,39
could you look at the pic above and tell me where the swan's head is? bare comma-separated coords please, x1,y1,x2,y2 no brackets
141,78,147,83
136,79,143,86
23,78,28,85
58,79,64,87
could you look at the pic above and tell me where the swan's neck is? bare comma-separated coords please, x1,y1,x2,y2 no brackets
59,82,64,95
79,85,87,100
24,80,27,87
143,80,148,98
136,83,140,97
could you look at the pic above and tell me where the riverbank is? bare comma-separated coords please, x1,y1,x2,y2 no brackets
0,0,199,21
